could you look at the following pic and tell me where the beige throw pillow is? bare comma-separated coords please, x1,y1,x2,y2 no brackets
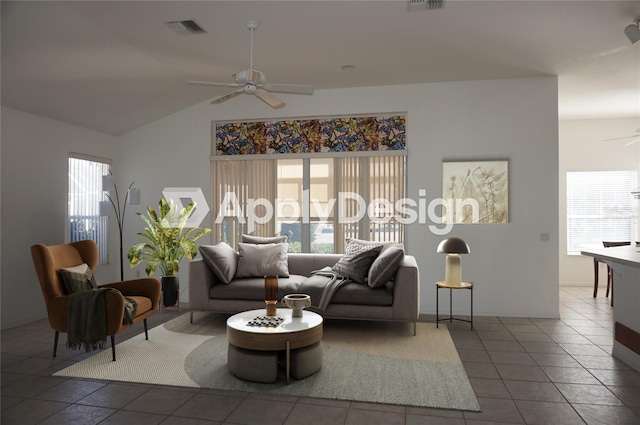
59,263,98,294
241,234,288,244
235,242,289,278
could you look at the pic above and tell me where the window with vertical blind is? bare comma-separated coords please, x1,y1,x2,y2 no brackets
68,154,111,264
211,154,406,253
566,170,638,254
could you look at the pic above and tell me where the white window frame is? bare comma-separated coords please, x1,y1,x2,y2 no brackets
566,169,638,255
68,153,112,264
211,152,406,253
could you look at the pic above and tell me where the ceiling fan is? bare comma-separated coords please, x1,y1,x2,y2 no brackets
603,128,640,146
187,20,314,109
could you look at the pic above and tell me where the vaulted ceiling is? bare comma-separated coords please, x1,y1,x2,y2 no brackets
2,1,639,136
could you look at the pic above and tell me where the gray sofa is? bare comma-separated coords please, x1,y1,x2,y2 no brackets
188,252,420,333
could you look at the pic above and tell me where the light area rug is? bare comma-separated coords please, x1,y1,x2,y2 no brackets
54,312,480,411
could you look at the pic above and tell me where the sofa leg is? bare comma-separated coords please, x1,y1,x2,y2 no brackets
413,322,417,336
190,311,194,324
111,336,116,361
144,318,149,340
53,331,59,357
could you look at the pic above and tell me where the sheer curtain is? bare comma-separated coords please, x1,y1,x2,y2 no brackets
334,155,406,251
211,159,276,249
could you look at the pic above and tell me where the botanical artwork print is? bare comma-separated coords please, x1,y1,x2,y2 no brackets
215,115,405,155
442,161,509,224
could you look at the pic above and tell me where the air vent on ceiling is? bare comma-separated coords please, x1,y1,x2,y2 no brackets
408,0,445,11
165,19,207,35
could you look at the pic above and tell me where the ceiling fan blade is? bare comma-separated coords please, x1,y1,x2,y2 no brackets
187,80,243,88
262,83,314,95
211,89,244,104
255,89,285,109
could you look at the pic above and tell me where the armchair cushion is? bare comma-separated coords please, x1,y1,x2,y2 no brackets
59,263,97,294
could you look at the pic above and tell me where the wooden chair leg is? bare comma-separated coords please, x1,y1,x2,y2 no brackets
111,336,116,361
53,331,59,358
593,259,599,298
611,276,614,307
606,267,612,298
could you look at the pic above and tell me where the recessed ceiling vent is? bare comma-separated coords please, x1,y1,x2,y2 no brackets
165,20,206,35
408,0,444,11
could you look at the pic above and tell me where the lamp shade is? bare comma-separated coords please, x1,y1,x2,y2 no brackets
127,187,141,205
99,200,113,217
102,175,116,192
437,237,470,254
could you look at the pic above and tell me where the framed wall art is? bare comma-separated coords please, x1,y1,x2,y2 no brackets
442,160,509,224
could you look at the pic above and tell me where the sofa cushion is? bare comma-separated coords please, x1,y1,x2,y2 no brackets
236,242,290,278
331,281,393,306
332,239,383,284
199,242,238,284
210,275,308,301
368,245,405,288
59,263,97,294
242,234,288,244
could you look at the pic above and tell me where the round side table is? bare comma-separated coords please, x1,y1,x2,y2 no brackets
435,281,473,330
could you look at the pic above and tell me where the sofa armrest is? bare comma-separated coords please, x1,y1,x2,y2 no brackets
391,255,420,322
189,258,217,310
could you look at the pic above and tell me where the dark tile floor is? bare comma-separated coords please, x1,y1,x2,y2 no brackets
2,287,640,424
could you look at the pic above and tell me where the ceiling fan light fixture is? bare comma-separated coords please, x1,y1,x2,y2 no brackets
624,19,640,44
186,19,314,109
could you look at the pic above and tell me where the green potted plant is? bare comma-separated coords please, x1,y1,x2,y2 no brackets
128,198,211,307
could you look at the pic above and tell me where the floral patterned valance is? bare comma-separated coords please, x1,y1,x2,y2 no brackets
215,114,406,156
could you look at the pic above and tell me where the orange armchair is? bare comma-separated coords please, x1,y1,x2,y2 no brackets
31,240,161,361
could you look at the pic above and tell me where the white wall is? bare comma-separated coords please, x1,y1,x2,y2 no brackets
1,106,117,329
117,76,560,318
559,118,640,286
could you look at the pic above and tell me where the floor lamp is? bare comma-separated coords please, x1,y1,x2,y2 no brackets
100,173,141,281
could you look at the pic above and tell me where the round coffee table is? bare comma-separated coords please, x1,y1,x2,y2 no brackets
226,308,323,383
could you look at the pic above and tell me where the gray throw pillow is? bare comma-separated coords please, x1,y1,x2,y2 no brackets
332,239,383,284
199,242,238,284
242,234,288,244
59,263,97,294
368,245,405,288
236,242,289,278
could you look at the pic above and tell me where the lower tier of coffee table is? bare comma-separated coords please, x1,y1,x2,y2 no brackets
227,341,322,383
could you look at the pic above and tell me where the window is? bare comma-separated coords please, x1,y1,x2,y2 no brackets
212,155,406,253
566,170,638,254
68,154,111,264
